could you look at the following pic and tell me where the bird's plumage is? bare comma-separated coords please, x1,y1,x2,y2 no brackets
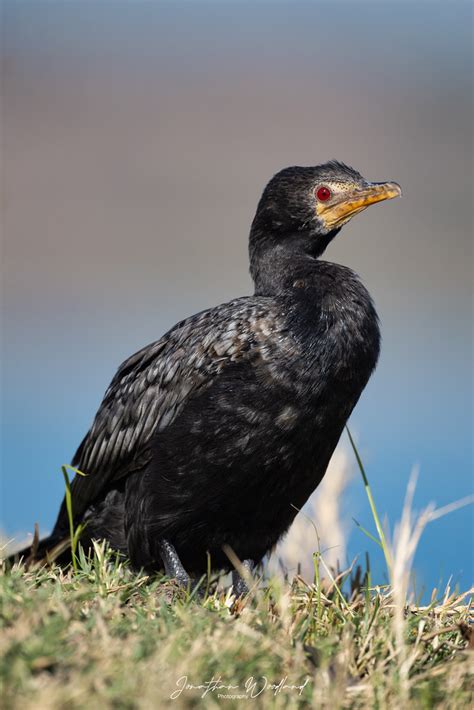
57,298,292,534
11,161,400,578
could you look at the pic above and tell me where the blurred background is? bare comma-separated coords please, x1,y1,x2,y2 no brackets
2,1,472,593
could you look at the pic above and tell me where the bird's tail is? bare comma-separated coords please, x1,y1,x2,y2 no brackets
3,528,72,569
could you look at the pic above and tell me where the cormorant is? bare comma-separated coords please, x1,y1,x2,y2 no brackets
10,162,400,592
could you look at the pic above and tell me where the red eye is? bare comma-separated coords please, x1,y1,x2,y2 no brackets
316,186,331,202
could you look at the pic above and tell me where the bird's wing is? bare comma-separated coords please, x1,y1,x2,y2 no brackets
58,297,292,529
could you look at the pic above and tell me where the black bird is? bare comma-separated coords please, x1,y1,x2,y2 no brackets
11,162,400,592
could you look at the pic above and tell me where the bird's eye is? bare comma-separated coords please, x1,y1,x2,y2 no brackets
316,186,331,202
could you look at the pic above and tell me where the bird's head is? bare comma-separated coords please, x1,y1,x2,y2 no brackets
250,161,401,260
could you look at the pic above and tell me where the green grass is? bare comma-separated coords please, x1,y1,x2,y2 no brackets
1,545,472,709
60,465,88,573
1,434,472,708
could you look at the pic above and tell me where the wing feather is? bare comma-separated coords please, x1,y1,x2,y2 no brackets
55,297,292,531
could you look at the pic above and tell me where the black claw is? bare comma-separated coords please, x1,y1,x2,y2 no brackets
232,559,254,597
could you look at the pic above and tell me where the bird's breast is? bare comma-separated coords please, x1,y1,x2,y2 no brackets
281,279,380,404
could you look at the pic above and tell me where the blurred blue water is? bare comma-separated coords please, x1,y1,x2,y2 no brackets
2,0,472,594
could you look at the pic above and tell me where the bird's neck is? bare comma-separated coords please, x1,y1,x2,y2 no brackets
249,226,338,296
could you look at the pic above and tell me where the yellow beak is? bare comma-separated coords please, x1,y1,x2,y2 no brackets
318,181,402,229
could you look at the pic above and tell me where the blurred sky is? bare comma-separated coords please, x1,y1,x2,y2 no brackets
1,1,473,593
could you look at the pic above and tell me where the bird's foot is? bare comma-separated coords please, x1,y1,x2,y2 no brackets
158,539,194,591
232,559,254,597
158,540,253,600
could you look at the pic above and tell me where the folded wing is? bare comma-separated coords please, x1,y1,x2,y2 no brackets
53,297,291,533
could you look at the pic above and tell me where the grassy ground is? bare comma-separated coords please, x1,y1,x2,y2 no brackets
1,541,472,709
